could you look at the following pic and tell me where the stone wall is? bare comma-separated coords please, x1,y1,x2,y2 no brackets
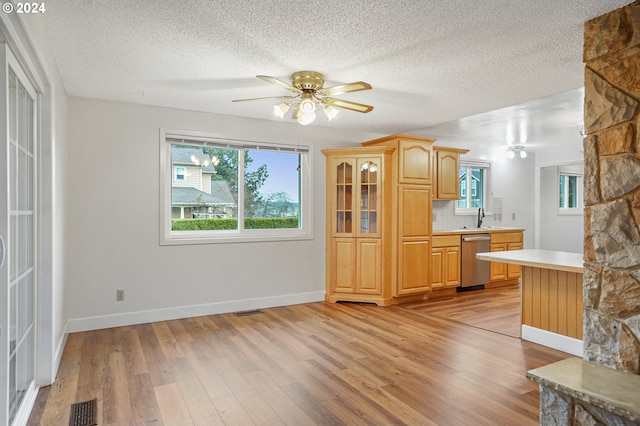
583,0,640,376
534,4,640,424
537,4,640,423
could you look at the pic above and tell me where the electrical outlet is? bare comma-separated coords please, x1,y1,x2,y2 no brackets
116,289,125,302
512,212,516,220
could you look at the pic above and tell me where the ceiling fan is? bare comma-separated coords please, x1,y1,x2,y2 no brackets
232,71,374,125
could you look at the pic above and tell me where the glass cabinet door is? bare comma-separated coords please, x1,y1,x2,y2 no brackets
358,159,379,236
335,161,353,234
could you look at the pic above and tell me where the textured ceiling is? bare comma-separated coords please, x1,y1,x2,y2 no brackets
43,0,632,154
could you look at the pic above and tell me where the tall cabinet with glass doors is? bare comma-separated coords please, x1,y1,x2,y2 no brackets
323,147,394,305
323,135,435,306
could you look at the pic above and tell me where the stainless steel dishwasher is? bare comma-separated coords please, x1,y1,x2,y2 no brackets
460,234,491,289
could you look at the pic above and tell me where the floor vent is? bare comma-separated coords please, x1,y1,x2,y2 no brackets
233,309,264,316
69,398,97,426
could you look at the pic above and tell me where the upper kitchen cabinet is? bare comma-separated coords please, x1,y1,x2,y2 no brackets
327,150,392,239
433,147,469,200
362,134,436,185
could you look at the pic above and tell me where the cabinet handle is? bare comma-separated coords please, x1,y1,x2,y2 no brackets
462,236,491,242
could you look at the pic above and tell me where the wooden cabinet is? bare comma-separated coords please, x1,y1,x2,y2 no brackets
398,139,433,185
489,243,508,281
324,135,435,305
433,147,468,200
489,232,523,286
431,235,461,289
324,147,393,305
397,185,432,296
506,242,523,279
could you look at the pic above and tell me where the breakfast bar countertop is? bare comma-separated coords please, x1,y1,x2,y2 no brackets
476,249,583,273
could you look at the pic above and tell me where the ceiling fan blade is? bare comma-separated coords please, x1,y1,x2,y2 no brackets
257,75,302,93
317,81,372,96
232,95,298,103
323,97,374,113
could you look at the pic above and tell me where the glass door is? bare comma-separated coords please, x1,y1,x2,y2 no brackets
0,47,38,425
335,160,354,234
357,158,380,237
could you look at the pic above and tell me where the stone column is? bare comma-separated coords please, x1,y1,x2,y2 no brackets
583,1,640,375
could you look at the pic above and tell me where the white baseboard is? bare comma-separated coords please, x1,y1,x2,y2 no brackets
53,327,68,376
65,291,325,333
521,325,583,356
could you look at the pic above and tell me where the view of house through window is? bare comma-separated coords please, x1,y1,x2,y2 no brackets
559,174,578,208
161,132,311,243
558,165,583,213
456,161,490,212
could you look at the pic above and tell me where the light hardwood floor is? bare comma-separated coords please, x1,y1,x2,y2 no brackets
28,296,569,425
405,284,522,337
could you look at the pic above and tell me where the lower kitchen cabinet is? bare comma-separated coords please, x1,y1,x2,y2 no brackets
431,235,461,289
329,238,383,298
489,232,523,286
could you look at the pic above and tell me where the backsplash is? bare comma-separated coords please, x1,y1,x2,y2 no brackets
432,198,505,230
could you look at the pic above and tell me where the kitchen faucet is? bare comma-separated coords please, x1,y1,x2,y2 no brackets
477,207,485,228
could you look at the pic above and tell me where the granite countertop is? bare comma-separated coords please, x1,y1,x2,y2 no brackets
476,249,583,273
527,357,640,422
432,227,524,236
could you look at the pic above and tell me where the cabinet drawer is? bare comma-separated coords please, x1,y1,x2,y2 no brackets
490,232,522,244
432,235,461,247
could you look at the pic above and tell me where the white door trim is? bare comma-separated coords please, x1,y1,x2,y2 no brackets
0,11,56,426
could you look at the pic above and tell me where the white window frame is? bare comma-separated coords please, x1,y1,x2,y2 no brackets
455,160,491,215
173,166,186,182
558,169,583,216
160,129,313,245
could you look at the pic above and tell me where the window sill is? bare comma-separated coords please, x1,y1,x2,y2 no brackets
558,209,583,216
160,231,313,246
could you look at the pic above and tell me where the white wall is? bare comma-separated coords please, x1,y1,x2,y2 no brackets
489,153,536,247
539,166,584,253
65,97,380,331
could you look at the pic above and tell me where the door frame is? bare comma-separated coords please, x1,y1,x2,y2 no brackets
0,11,56,426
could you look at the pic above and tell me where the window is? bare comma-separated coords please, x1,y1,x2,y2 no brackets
456,161,490,213
174,166,186,181
558,165,583,214
160,130,312,244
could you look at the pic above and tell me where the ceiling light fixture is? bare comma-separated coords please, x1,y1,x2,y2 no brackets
506,145,527,159
235,71,372,126
273,102,290,118
323,105,339,121
190,153,220,167
273,98,341,125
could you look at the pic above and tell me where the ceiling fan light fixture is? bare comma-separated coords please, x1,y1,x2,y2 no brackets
297,110,316,125
273,102,290,118
233,71,374,126
299,98,316,114
323,105,339,121
519,150,527,159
